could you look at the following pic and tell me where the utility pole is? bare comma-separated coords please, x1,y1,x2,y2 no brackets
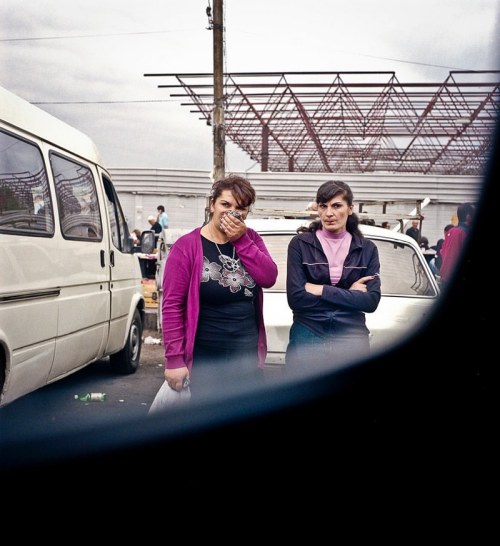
212,0,225,183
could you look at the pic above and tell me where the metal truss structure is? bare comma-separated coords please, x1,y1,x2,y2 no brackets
145,70,500,175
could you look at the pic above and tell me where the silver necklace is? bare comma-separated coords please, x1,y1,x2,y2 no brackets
214,241,239,272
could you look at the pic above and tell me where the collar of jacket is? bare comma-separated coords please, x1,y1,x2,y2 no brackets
298,229,364,250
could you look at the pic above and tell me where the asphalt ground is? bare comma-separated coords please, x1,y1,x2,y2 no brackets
0,324,166,443
0,308,284,447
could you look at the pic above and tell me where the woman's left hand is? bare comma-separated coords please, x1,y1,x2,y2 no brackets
220,213,247,241
349,275,375,292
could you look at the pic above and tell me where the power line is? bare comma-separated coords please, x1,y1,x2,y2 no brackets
1,30,465,71
343,51,464,71
32,99,179,105
0,29,190,42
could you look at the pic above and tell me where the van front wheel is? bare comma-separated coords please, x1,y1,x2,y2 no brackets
110,309,142,374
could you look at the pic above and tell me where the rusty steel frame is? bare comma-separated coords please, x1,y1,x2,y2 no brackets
145,70,500,175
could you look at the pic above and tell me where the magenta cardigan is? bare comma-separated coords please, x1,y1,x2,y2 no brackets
161,227,278,372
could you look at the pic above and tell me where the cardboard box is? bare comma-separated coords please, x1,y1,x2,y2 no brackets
141,279,158,308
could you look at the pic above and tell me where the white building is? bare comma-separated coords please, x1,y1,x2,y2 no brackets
110,168,482,246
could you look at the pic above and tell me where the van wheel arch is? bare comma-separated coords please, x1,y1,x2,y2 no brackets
110,309,142,374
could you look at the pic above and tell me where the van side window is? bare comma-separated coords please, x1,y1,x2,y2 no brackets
102,175,132,252
0,129,54,236
50,153,103,241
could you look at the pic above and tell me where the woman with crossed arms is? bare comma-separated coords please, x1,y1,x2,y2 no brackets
286,180,381,375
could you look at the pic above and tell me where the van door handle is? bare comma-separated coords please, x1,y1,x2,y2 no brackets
100,250,105,268
110,250,115,267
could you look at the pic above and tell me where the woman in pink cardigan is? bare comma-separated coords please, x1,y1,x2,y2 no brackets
161,174,278,398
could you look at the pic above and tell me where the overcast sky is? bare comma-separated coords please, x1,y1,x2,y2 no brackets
1,1,498,173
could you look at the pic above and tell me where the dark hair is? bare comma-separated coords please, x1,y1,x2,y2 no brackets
419,236,429,249
457,202,475,224
210,174,256,210
298,179,362,237
444,223,454,232
157,205,165,213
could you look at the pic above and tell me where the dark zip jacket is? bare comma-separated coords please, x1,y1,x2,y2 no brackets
286,230,381,337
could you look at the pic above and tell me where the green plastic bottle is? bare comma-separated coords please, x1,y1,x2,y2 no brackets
74,392,107,402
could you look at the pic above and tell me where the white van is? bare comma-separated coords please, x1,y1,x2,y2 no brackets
0,86,145,407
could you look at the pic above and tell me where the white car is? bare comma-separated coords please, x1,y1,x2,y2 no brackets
246,218,440,366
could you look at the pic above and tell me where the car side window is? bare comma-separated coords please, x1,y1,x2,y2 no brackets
259,234,290,291
0,129,54,236
49,152,103,241
102,174,132,252
373,239,437,296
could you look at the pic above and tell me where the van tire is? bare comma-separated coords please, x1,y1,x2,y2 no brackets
110,309,142,375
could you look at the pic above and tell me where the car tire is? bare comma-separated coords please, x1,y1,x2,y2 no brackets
110,309,142,375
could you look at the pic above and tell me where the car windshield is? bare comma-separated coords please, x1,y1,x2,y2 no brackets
0,1,497,475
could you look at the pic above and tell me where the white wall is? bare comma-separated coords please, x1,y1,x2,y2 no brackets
110,168,483,246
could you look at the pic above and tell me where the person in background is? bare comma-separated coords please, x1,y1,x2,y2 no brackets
131,228,142,246
147,215,162,234
439,202,475,285
147,215,162,249
419,236,435,265
157,205,169,230
429,224,454,277
161,174,278,398
285,180,381,376
381,221,390,229
419,236,430,250
405,219,420,242
33,194,45,215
